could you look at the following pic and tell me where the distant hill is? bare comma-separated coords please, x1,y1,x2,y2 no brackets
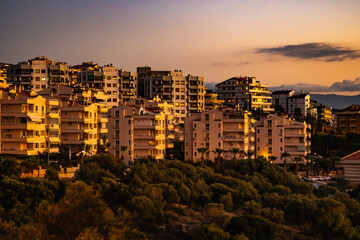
311,94,360,109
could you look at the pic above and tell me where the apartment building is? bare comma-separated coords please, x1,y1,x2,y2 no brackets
0,63,10,88
335,104,360,134
60,102,109,155
289,93,311,116
7,56,70,92
272,90,295,113
254,115,311,164
108,104,174,164
144,70,205,124
317,104,332,124
119,70,137,103
205,90,224,110
216,76,273,113
0,91,60,155
78,65,119,107
137,66,171,97
184,109,255,162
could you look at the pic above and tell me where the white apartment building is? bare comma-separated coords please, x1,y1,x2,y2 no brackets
289,93,311,116
216,76,273,113
254,115,311,164
184,109,255,162
7,56,70,92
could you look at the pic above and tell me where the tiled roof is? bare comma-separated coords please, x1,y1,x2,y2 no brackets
342,150,360,160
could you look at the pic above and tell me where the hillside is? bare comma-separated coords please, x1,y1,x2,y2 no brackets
308,94,360,109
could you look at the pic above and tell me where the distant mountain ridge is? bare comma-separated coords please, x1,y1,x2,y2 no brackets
311,94,360,109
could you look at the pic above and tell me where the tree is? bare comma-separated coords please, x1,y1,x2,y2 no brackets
79,143,92,165
120,145,128,162
197,148,209,167
268,156,277,164
304,154,311,177
101,135,111,153
245,150,254,159
292,157,302,175
280,152,290,171
213,148,225,171
0,156,20,177
293,108,302,120
229,148,240,160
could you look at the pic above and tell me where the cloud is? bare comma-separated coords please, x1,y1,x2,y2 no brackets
212,61,251,67
256,43,360,61
271,77,360,92
271,83,329,93
330,77,360,91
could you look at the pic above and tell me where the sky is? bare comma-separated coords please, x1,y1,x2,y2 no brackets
1,0,360,93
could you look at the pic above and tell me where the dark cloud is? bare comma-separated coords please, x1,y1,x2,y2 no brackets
235,61,251,66
271,77,360,92
256,43,360,61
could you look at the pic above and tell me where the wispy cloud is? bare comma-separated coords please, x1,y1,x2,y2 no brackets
212,61,251,67
271,77,360,92
256,43,360,62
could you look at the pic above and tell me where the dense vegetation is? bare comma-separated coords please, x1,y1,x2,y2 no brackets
1,154,360,239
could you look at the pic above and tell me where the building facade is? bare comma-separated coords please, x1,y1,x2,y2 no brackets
335,104,360,134
216,76,273,113
7,57,70,92
184,109,255,162
254,115,311,164
108,104,174,164
0,91,60,155
144,70,205,124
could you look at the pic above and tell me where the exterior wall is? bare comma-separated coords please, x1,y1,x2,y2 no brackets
144,70,205,124
216,76,273,112
272,90,294,113
184,109,255,162
119,70,137,103
254,115,311,163
0,93,60,155
289,94,311,116
60,104,102,155
7,57,70,92
335,105,360,134
108,105,173,165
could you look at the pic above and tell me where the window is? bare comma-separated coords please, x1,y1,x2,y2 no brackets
280,147,283,151
107,76,111,80
268,129,272,136
206,142,209,148
257,138,260,142
268,147,272,153
257,129,260,133
41,77,46,81
176,95,180,99
107,84,111,87
112,98,117,102
35,77,40,81
267,120,272,127
268,138,272,144
113,91,117,95
280,138,283,142
35,69,40,73
218,133,221,138
205,123,210,131
257,147,260,151
113,83,117,87
41,69,46,73
205,114,209,121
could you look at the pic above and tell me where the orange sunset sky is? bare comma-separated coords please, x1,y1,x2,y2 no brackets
1,0,359,93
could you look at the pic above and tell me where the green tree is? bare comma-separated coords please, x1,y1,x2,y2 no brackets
213,148,225,171
120,145,128,162
229,148,240,160
280,152,290,171
197,148,209,167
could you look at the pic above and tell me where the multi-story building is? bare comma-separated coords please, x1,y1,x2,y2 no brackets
137,66,171,97
288,93,311,116
7,56,70,92
108,104,174,164
335,104,360,134
184,109,255,162
0,63,10,88
317,104,332,124
254,115,311,164
216,76,273,113
119,70,137,103
272,90,295,113
60,102,109,155
0,91,60,155
144,70,205,124
78,65,119,107
204,90,224,110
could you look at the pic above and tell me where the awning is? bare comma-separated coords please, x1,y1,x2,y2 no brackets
27,113,42,122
